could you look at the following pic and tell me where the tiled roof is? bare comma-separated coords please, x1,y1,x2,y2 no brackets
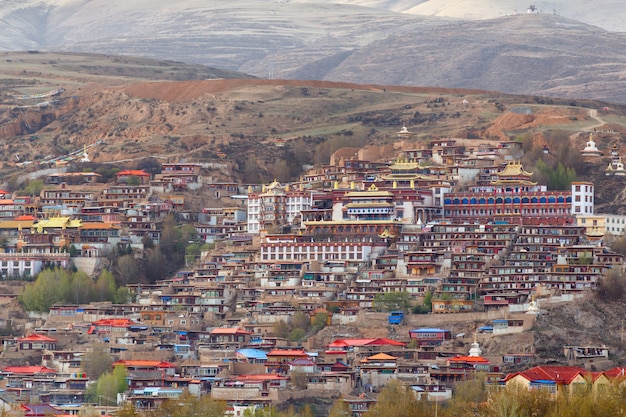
210,328,252,335
35,217,82,229
117,170,150,176
235,374,287,381
18,333,57,342
603,367,626,379
0,220,34,229
290,358,316,366
267,349,308,357
113,360,176,368
80,222,120,230
3,366,57,374
505,365,585,384
92,318,135,327
449,356,490,363
328,338,406,348
363,353,397,361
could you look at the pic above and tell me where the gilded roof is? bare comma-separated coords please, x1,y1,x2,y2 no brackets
490,179,537,186
496,161,534,177
0,220,35,229
389,160,423,170
34,217,82,229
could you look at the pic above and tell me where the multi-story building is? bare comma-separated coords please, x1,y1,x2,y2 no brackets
443,162,591,225
159,163,203,191
247,181,312,234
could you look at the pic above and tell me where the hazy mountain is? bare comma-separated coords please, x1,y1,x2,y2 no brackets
2,1,626,102
297,0,626,33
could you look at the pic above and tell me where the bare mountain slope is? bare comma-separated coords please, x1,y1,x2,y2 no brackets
318,14,626,104
2,2,626,102
299,0,626,33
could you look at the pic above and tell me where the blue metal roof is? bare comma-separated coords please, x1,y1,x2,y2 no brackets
236,348,268,360
410,328,449,333
531,380,556,385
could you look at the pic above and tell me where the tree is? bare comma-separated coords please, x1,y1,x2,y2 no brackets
364,380,430,417
372,291,411,312
607,232,626,255
153,392,226,417
19,268,70,312
534,160,577,190
115,286,132,304
141,234,154,249
19,268,120,311
88,364,129,405
95,372,118,406
242,155,263,183
115,403,141,417
290,370,308,390
95,269,117,302
16,179,44,196
117,254,139,286
70,271,94,305
113,364,129,393
271,159,291,182
185,243,202,266
292,311,311,332
272,320,289,338
289,328,306,342
243,406,283,417
145,248,168,283
126,176,141,186
82,344,113,380
313,311,328,329
136,157,162,176
160,214,180,258
328,398,351,417
596,268,626,302
443,374,489,417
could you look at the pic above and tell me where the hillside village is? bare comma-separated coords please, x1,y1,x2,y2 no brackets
1,111,626,416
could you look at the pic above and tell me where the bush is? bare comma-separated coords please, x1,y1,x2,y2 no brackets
289,328,306,342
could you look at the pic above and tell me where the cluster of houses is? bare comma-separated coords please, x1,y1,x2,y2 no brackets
1,131,626,414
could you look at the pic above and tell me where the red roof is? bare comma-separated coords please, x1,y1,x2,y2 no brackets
504,365,585,384
290,358,316,366
117,170,150,177
18,334,57,342
3,366,57,374
449,355,490,364
325,350,347,355
267,349,308,357
603,367,626,379
15,215,35,221
328,338,406,348
210,328,252,335
235,374,288,382
113,360,176,368
92,318,135,327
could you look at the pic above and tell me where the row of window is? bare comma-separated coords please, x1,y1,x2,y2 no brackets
445,207,570,216
262,253,361,261
445,196,571,205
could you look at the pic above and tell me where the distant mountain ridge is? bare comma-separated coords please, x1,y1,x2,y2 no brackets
2,1,626,103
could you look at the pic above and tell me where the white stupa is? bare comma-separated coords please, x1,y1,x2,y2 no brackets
526,296,540,315
396,125,412,137
580,133,602,157
80,146,90,163
468,333,482,357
